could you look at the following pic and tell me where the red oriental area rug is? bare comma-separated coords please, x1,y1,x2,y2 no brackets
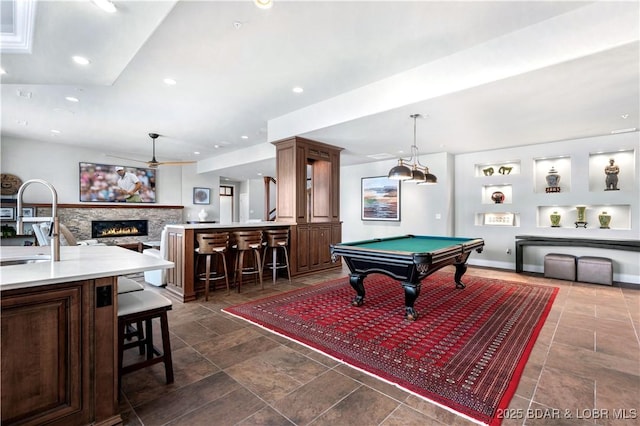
223,272,558,426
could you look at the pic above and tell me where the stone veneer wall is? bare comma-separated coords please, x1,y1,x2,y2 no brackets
35,205,183,244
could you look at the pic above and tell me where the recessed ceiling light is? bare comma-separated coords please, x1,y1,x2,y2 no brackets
254,0,273,9
292,86,304,93
257,172,263,176
241,135,249,140
163,78,177,85
17,120,28,126
0,68,6,75
194,151,200,155
72,56,90,65
91,0,117,13
214,145,220,149
65,96,79,102
621,114,629,119
51,129,61,134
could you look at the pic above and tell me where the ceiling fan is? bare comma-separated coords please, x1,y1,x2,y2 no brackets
107,133,196,168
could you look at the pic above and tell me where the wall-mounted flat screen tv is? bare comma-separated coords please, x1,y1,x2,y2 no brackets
79,162,157,203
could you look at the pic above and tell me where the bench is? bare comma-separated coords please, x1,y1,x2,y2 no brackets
544,253,576,281
577,256,613,285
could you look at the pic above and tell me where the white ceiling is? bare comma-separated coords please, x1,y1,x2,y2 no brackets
1,0,638,181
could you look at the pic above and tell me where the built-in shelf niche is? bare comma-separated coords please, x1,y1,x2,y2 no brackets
536,205,631,229
482,184,512,204
474,212,520,227
588,149,635,192
533,156,571,193
474,160,520,178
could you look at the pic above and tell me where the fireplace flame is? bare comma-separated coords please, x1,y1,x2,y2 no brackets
99,226,140,237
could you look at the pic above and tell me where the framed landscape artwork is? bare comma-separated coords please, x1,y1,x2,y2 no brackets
361,176,401,221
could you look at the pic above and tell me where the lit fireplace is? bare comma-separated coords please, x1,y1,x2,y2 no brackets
91,220,148,239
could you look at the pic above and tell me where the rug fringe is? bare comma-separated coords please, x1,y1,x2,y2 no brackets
222,308,488,426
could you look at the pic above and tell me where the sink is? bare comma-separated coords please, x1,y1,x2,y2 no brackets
0,255,52,266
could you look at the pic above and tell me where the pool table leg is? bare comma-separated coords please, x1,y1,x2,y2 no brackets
348,274,365,306
453,263,467,289
402,281,421,321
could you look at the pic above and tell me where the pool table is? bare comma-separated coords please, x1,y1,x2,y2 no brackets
330,235,484,320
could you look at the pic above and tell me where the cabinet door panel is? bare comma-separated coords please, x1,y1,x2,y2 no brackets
1,285,87,426
296,225,310,272
310,225,332,268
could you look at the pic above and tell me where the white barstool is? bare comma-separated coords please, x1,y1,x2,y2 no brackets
117,276,144,294
117,290,174,397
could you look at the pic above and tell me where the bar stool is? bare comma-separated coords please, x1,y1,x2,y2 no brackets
117,290,173,398
232,230,263,292
195,232,230,299
117,276,144,294
262,229,291,284
117,276,145,353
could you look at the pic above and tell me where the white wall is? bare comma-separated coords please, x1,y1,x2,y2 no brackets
454,132,639,284
180,163,220,222
339,132,639,284
1,137,182,204
1,137,228,223
340,152,453,241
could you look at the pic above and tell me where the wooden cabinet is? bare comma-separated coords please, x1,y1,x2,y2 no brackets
273,137,343,277
291,223,342,274
1,278,120,426
273,137,342,225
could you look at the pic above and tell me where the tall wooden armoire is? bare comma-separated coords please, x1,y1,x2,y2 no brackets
272,136,343,276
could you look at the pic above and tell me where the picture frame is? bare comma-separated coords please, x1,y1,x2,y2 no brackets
193,187,211,205
0,207,15,220
361,176,401,221
21,207,35,218
483,212,515,226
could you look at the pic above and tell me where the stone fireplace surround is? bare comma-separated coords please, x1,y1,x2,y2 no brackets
33,204,183,245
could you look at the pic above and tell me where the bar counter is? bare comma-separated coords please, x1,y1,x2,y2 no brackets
164,222,295,302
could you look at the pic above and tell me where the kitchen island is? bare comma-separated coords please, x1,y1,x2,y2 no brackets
0,245,173,426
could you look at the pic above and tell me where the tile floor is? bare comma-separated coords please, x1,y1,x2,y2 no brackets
119,265,639,426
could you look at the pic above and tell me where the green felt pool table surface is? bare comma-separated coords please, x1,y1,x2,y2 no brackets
340,235,478,254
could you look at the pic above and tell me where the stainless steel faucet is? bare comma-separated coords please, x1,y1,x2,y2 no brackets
16,179,60,261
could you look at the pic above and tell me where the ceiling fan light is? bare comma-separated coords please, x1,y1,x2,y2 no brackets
388,159,412,180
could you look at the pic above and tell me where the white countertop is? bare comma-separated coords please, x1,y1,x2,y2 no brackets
0,245,174,290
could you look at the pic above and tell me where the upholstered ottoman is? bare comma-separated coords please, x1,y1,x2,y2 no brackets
577,256,613,285
544,253,576,281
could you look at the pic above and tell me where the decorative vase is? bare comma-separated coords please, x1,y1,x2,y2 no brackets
598,211,611,229
545,166,561,190
575,205,587,228
498,166,513,175
550,211,561,227
483,167,494,176
198,208,208,222
491,191,505,204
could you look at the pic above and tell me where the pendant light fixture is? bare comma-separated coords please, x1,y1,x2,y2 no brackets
388,114,437,184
